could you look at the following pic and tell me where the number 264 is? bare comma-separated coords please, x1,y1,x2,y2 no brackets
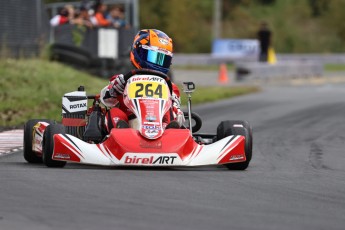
135,83,163,98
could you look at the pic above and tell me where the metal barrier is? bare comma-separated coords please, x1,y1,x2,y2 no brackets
173,53,345,66
52,24,135,59
50,25,135,77
0,0,48,58
235,61,324,81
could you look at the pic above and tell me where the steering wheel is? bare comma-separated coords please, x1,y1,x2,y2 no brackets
123,69,173,95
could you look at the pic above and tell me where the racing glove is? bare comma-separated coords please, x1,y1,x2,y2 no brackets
112,74,126,95
100,85,118,107
172,93,185,127
100,74,125,108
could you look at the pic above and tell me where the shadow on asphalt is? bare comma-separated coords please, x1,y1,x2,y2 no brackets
8,161,238,172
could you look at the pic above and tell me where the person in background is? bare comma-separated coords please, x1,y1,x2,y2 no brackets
107,6,130,29
92,0,111,27
74,6,93,28
257,22,272,62
50,7,69,27
64,4,76,23
100,29,184,131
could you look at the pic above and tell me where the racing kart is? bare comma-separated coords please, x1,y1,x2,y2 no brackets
23,69,253,170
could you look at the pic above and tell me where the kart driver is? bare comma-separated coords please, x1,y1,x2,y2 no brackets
100,29,185,132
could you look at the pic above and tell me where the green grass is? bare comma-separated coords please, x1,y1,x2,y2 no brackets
0,59,108,126
324,64,345,72
0,59,259,127
180,85,259,106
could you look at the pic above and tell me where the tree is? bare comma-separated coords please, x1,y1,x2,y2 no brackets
322,0,345,44
308,0,329,17
140,0,213,53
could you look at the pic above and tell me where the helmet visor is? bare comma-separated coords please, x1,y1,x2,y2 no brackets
140,46,172,68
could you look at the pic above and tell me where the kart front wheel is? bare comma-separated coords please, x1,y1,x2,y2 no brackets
23,119,55,163
217,120,253,170
43,124,67,168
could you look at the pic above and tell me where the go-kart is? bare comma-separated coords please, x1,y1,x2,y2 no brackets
23,69,253,170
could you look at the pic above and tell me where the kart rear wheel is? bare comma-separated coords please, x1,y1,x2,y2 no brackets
183,112,202,133
23,119,55,163
43,124,67,168
217,120,253,170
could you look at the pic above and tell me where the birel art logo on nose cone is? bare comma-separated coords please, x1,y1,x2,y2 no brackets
121,153,181,165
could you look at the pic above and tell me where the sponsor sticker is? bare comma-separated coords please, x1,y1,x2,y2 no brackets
63,98,88,113
121,153,182,165
54,153,71,160
144,129,159,138
145,114,157,122
69,103,87,110
143,121,159,125
230,155,244,161
159,38,169,45
113,117,120,124
128,76,165,83
143,125,160,130
140,140,162,149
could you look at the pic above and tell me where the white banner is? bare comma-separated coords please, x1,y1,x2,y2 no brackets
98,29,118,59
212,39,259,60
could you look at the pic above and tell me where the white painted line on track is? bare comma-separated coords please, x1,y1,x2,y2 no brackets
0,129,23,156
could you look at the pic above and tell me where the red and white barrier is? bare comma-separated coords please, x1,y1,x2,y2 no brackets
0,129,23,155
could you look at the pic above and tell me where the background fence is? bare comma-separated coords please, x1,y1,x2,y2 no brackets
0,0,48,58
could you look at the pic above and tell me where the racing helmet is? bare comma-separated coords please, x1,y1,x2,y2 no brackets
130,29,173,74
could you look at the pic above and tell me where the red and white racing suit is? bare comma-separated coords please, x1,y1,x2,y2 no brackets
100,74,184,132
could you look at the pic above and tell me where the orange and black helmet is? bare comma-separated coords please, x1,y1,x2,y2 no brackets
130,29,173,74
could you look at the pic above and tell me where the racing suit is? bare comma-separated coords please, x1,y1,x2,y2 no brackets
100,74,184,132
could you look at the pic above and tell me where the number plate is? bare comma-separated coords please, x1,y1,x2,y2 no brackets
128,81,169,100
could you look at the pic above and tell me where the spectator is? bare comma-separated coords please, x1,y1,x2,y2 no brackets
257,22,272,62
92,1,112,27
74,6,93,28
64,4,76,23
107,6,130,29
50,7,69,27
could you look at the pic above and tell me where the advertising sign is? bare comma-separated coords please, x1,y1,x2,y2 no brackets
212,39,259,60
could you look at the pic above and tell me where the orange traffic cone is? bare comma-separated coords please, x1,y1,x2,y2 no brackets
218,63,229,84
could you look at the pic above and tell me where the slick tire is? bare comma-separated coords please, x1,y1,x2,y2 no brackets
43,124,67,168
183,112,202,133
217,120,253,170
23,119,55,163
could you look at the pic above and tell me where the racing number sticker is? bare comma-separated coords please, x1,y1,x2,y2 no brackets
128,81,168,99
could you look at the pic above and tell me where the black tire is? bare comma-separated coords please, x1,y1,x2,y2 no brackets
23,119,55,163
217,120,253,170
43,124,67,168
183,112,202,133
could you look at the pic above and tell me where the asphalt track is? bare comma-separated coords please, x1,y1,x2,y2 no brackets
1,84,345,230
